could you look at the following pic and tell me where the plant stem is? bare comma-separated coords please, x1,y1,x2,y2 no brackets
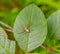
5,28,13,32
40,45,50,51
0,21,13,32
41,44,60,53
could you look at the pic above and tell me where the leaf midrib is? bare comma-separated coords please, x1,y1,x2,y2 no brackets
26,4,34,52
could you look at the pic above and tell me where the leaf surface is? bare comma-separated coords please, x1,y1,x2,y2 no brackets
0,27,16,54
14,4,47,52
48,10,60,40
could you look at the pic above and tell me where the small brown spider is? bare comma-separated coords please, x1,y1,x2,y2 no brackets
24,27,30,33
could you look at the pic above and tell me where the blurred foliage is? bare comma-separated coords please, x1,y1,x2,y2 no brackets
0,0,60,54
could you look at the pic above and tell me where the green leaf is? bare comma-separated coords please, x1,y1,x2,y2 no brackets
0,27,7,39
0,27,16,54
48,10,60,40
14,4,47,52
